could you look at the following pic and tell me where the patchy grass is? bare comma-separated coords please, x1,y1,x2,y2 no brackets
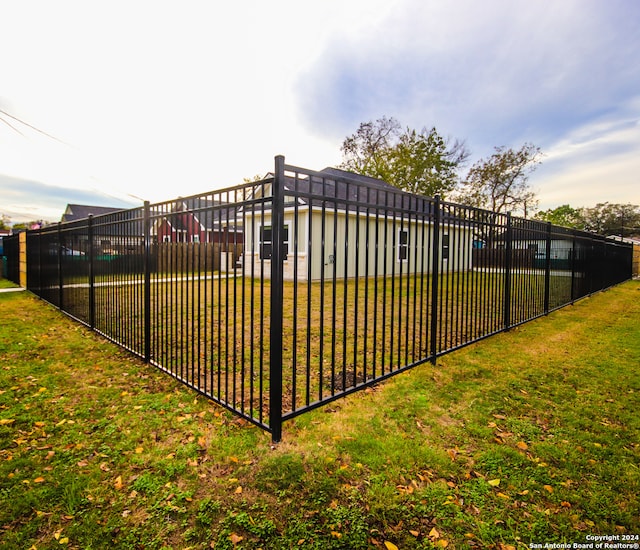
1,279,639,549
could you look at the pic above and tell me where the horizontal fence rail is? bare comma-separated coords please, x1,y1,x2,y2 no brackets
7,155,633,440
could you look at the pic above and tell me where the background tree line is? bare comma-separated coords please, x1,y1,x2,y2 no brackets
340,116,639,238
534,203,640,239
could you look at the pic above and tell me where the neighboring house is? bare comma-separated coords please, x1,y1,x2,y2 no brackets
57,204,139,256
55,201,244,271
241,167,473,281
61,204,124,223
152,198,242,246
151,198,244,272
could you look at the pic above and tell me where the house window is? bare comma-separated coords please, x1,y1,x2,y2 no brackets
398,229,409,262
174,230,187,243
162,235,171,243
259,224,289,260
192,234,200,243
442,234,450,260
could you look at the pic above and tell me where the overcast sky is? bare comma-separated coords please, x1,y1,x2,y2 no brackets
1,0,639,223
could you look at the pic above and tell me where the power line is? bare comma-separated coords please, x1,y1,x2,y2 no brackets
0,108,71,146
0,115,26,137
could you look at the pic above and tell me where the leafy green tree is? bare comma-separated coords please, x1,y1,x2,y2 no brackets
534,204,585,229
340,117,469,198
0,214,10,231
579,203,640,237
455,143,541,217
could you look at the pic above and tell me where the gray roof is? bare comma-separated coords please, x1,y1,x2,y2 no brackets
61,204,124,222
282,166,437,216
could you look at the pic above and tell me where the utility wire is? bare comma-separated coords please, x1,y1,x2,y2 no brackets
0,108,71,146
0,115,26,137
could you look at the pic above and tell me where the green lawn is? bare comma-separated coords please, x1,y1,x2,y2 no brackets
28,269,575,424
1,279,639,549
0,278,19,290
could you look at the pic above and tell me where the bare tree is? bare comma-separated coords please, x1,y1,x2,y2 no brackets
456,143,542,217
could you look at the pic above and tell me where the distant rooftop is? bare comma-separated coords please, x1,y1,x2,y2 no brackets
61,204,124,223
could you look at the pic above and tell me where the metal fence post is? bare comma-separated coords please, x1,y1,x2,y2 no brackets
269,155,285,442
503,213,512,330
88,215,95,329
57,222,63,310
544,221,552,314
570,230,577,304
429,195,441,364
143,201,152,363
37,226,43,294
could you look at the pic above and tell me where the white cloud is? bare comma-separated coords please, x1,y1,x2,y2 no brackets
531,101,640,209
1,0,398,206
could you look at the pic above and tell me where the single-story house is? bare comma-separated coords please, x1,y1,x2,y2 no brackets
240,167,473,281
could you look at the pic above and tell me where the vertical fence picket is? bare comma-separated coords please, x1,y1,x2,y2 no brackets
504,213,512,331
269,155,285,442
430,195,441,363
143,201,151,363
544,221,552,315
88,215,95,330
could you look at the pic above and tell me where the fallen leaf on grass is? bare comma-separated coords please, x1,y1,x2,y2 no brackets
384,542,398,550
234,486,243,494
33,477,46,483
516,441,529,451
114,476,123,490
543,485,554,493
229,533,243,545
488,478,501,487
409,530,420,537
429,527,440,539
0,419,15,425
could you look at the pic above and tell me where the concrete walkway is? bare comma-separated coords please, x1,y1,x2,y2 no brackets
0,287,25,293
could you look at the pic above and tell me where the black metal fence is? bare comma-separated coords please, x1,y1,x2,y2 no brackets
6,156,633,440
